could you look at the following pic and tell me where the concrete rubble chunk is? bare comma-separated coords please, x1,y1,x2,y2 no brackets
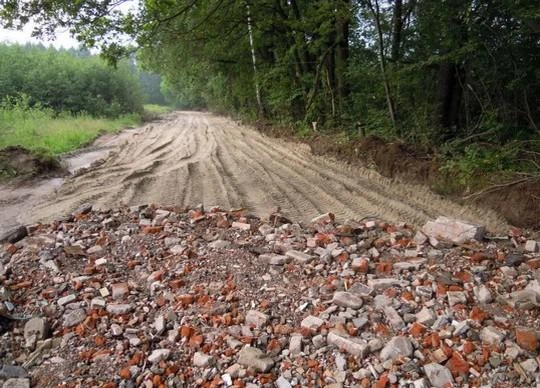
423,363,454,388
367,278,401,290
245,310,269,328
2,378,30,388
416,307,437,326
285,250,314,264
311,213,335,225
393,259,427,273
289,335,302,356
0,365,28,379
148,348,170,363
106,304,133,316
447,291,467,306
380,336,413,361
62,308,86,328
422,216,485,244
275,376,292,388
0,226,28,244
193,352,214,367
232,222,251,231
525,240,539,253
259,253,291,265
23,318,48,342
327,332,370,357
474,285,493,304
300,315,325,330
57,294,76,306
383,306,405,330
480,326,507,345
237,346,274,372
332,291,364,309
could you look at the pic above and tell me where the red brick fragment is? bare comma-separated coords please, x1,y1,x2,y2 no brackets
516,328,538,352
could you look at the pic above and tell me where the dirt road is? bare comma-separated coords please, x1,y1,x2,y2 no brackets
1,111,507,233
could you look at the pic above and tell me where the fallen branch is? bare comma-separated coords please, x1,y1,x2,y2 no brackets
462,176,538,200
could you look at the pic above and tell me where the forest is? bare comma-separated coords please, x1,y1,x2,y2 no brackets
0,0,539,187
0,43,167,160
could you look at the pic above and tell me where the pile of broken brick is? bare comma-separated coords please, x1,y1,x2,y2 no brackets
0,205,539,388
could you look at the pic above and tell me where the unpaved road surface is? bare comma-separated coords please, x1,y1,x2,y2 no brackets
1,111,506,233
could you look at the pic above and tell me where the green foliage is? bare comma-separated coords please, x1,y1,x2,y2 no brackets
0,94,140,155
1,0,539,181
0,43,143,117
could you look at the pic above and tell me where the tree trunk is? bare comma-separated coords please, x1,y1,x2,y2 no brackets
366,0,398,132
335,0,350,110
437,61,463,130
390,0,403,62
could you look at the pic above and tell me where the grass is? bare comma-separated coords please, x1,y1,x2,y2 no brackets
0,105,140,155
143,104,173,115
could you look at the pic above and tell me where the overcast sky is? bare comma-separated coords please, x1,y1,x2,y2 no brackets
0,23,80,49
0,1,139,49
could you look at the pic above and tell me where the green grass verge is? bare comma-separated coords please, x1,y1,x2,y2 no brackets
143,104,173,115
0,106,140,156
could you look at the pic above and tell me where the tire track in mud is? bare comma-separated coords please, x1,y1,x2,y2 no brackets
15,111,507,231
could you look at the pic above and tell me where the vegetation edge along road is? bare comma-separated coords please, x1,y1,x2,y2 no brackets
0,103,172,182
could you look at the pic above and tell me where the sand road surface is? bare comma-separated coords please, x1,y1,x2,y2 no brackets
1,111,506,233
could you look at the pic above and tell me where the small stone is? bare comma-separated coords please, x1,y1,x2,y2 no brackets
99,287,110,297
87,245,104,256
413,378,428,388
474,285,493,304
383,306,405,330
62,308,86,328
351,257,369,273
520,358,538,374
148,349,171,363
480,326,506,345
289,335,302,356
0,226,27,244
208,240,231,249
413,231,428,245
259,254,291,265
94,258,107,266
111,283,129,300
193,352,213,367
447,291,467,306
154,315,165,334
275,376,292,388
367,278,401,291
312,334,326,348
453,320,469,336
106,304,133,315
237,346,274,372
300,315,325,330
285,250,313,264
24,317,48,342
311,213,334,225
232,221,251,231
379,336,413,361
0,365,28,379
327,332,369,357
525,240,539,253
416,307,437,326
245,310,268,328
110,324,123,336
332,291,363,309
423,363,454,388
2,378,30,388
90,297,106,309
57,294,76,306
500,266,518,278
422,216,484,244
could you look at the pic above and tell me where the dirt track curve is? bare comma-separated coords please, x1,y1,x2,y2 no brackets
3,111,507,232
